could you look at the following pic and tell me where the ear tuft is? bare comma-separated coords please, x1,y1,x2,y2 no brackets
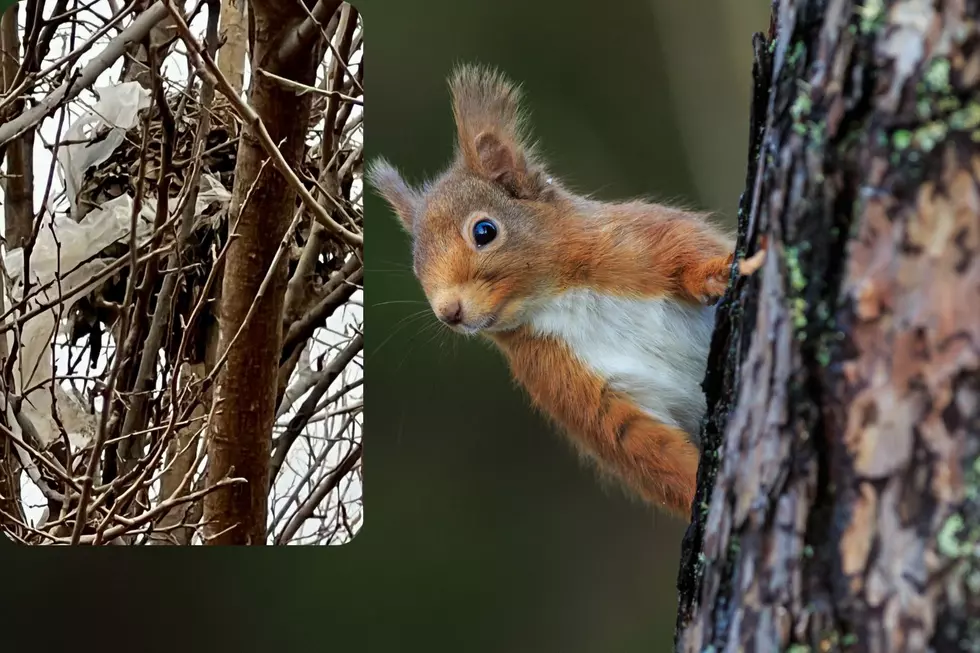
448,63,545,199
474,131,517,184
365,157,420,232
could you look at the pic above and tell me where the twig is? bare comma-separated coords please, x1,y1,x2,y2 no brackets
69,97,155,545
275,0,342,69
254,68,362,105
162,0,363,248
52,476,246,544
268,413,353,533
275,442,360,544
0,1,170,146
270,332,362,479
280,266,362,363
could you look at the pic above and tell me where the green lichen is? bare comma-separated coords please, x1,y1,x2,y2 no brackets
924,58,952,93
809,630,861,652
815,301,831,323
783,246,811,340
857,0,885,34
785,247,807,292
892,129,912,150
791,84,813,126
938,95,961,113
792,297,808,336
889,119,954,157
841,634,859,647
817,330,844,368
969,456,980,501
728,535,740,556
816,345,831,367
938,514,966,557
950,103,980,131
808,120,826,148
968,569,980,594
909,56,980,147
788,41,806,67
915,121,948,152
916,100,932,119
936,446,980,643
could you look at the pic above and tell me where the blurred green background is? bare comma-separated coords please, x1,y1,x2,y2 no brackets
2,0,771,651
359,0,769,650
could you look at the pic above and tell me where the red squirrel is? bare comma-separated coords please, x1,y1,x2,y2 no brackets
368,64,764,520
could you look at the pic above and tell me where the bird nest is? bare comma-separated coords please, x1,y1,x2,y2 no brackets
62,85,354,367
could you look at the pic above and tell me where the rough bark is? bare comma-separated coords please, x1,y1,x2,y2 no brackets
676,1,980,651
1,4,33,248
202,0,324,545
0,2,28,530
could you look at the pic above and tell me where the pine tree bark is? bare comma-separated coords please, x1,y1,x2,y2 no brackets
202,0,324,545
676,1,980,651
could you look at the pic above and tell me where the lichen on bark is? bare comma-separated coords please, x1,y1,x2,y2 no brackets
675,1,980,651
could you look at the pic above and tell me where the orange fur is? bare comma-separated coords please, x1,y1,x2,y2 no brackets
367,63,766,520
491,327,699,516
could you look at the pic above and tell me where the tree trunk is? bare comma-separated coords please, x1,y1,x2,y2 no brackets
676,1,980,651
0,2,29,532
201,0,324,545
216,0,247,96
1,4,33,248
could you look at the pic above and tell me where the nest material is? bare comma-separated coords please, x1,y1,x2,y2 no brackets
66,87,353,368
74,92,240,219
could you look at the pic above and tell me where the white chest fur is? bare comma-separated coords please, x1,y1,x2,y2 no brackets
527,289,716,438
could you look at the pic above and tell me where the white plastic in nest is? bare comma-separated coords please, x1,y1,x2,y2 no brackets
2,194,156,452
57,82,152,219
1,170,231,455
195,172,232,222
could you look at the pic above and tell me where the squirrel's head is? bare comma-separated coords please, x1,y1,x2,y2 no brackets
368,63,568,335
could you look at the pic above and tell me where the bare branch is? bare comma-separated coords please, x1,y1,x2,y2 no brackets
0,1,170,148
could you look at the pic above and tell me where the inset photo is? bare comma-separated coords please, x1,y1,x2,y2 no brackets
0,0,364,545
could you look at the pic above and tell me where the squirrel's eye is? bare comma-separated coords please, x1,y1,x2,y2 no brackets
472,219,498,247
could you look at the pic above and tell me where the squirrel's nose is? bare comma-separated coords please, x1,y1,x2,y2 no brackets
437,299,464,326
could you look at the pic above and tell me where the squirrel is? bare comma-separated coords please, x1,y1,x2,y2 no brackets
367,64,765,520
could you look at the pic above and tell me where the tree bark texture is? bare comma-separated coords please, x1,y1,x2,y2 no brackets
676,0,980,651
0,3,29,531
202,1,322,545
216,0,247,96
1,4,33,248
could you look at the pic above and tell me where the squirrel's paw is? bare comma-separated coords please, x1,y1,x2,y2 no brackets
737,236,768,277
686,253,734,304
737,248,766,277
699,276,729,302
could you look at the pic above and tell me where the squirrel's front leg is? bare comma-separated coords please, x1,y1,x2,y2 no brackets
680,238,768,304
491,328,700,519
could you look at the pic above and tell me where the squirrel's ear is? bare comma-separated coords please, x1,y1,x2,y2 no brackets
449,64,546,199
365,158,420,232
